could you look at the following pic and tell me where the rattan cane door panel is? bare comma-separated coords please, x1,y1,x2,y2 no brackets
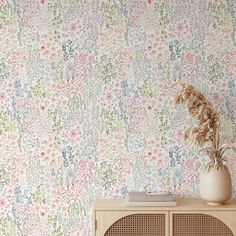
171,211,236,236
105,214,165,236
95,211,168,236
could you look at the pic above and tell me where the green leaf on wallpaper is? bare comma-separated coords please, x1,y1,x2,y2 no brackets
101,61,117,83
31,185,48,205
49,110,63,133
68,200,86,217
54,167,64,186
138,80,158,98
48,215,64,236
0,4,17,27
0,109,18,133
48,110,63,147
207,2,228,28
68,95,86,110
100,161,117,190
48,3,62,23
155,109,169,132
154,3,170,40
155,109,170,146
0,216,18,236
55,63,65,81
0,62,10,81
31,79,49,98
208,62,224,83
48,3,63,40
0,168,10,188
101,2,125,28
102,108,124,134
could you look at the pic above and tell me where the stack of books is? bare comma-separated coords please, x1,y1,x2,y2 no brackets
126,191,177,206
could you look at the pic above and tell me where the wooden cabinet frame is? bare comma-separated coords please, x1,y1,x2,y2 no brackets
93,199,236,236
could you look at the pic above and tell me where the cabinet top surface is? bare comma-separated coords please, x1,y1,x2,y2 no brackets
93,198,236,211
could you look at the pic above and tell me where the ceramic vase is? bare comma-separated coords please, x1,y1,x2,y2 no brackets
200,164,232,205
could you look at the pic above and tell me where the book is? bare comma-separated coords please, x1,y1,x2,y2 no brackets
126,200,177,206
126,192,177,206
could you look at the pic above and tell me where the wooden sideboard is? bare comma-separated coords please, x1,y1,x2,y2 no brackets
93,198,236,236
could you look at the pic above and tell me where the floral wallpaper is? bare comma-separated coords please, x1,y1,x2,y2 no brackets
0,0,236,235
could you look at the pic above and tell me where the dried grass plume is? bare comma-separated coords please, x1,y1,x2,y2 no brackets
175,83,234,168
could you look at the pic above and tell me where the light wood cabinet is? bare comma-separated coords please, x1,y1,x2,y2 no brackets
93,199,236,236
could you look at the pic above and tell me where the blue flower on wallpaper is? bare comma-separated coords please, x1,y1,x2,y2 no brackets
169,146,183,168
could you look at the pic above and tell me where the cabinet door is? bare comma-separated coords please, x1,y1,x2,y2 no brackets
95,211,169,236
170,211,236,236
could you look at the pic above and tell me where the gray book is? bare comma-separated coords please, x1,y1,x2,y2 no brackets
126,192,177,206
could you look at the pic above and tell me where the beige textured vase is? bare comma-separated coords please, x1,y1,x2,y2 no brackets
200,164,232,205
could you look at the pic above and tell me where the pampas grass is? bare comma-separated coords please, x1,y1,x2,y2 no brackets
175,83,235,169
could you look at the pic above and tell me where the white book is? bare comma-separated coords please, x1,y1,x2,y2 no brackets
125,200,177,207
128,192,176,203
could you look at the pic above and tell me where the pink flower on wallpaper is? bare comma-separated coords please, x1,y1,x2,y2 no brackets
67,229,80,236
0,27,18,55
205,27,232,56
169,130,187,147
145,151,166,170
0,91,11,109
0,92,6,102
39,32,62,63
97,133,127,159
36,138,61,166
114,156,133,182
129,110,146,134
7,48,28,78
129,4,145,28
13,203,52,236
52,79,81,97
171,18,191,42
0,197,12,221
6,155,27,183
14,97,40,130
0,199,5,207
146,31,168,61
65,124,84,148
141,96,159,113
185,159,193,169
21,0,40,26
144,136,166,168
194,161,201,171
230,97,236,110
73,53,96,83
114,49,134,78
78,159,86,169
221,49,236,79
99,82,121,109
99,94,114,110
73,159,95,188
52,186,80,210
208,91,225,108
181,52,201,80
65,19,82,39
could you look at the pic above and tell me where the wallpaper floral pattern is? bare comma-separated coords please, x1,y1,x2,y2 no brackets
0,0,236,235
